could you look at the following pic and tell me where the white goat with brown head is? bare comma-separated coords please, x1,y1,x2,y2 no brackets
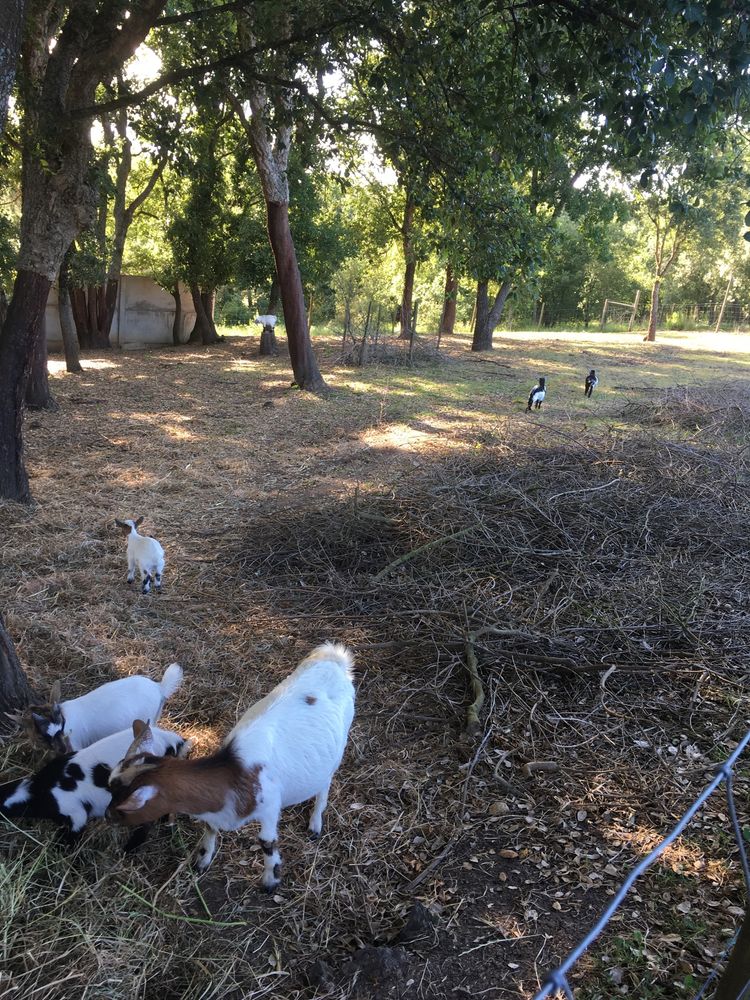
107,643,356,889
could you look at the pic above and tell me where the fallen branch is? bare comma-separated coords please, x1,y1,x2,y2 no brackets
373,524,480,583
463,633,485,736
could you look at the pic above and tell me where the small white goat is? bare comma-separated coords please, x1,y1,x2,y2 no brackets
0,723,186,845
115,517,165,593
254,314,277,330
29,663,183,753
109,642,356,888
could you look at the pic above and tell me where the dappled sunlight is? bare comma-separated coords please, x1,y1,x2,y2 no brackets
601,819,731,886
49,358,118,374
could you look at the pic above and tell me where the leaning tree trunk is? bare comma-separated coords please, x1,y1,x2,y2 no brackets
439,265,458,337
715,905,750,1000
188,285,221,345
0,612,32,725
25,312,54,409
268,277,280,315
171,284,182,345
58,245,82,373
645,278,660,342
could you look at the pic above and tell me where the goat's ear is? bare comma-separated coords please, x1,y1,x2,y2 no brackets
115,518,128,529
134,516,144,528
132,719,148,739
116,785,158,812
49,680,62,706
31,711,50,735
131,719,157,754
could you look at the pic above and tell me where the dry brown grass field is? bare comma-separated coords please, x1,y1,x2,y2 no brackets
1,327,750,1000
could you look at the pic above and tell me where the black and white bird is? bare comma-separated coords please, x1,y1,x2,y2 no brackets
527,377,546,411
584,369,598,398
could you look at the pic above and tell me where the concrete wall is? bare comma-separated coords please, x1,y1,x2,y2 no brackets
45,276,197,349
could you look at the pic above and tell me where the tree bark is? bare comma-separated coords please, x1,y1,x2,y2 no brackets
268,277,280,315
715,906,750,1000
0,270,51,501
472,278,511,351
399,194,416,340
259,323,279,356
645,279,660,342
440,266,458,337
188,285,221,344
0,613,32,725
0,0,26,137
171,284,182,345
267,201,324,389
25,310,54,409
58,245,82,372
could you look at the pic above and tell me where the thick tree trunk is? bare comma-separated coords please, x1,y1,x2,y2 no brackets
0,286,8,331
59,246,82,372
268,278,280,316
201,290,219,339
171,284,182,345
0,0,26,137
267,201,324,390
259,324,279,356
472,279,511,351
188,285,221,345
0,270,51,501
645,279,660,342
0,613,32,724
399,194,416,340
25,314,55,409
440,266,458,337
715,906,750,1000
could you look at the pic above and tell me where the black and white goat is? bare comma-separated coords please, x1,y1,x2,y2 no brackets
108,643,356,889
0,724,186,845
29,663,183,753
527,377,546,411
115,517,165,593
585,369,598,398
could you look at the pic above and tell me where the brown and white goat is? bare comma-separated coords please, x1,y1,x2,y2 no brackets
107,643,356,888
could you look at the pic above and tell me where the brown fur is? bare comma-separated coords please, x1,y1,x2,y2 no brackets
305,695,317,705
110,746,261,826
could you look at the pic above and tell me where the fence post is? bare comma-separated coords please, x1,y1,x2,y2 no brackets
628,290,641,332
538,301,545,329
714,907,750,1000
600,298,609,331
715,275,733,334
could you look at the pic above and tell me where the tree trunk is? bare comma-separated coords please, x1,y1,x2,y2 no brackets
259,324,279,356
715,906,750,1000
25,314,55,409
0,269,51,501
0,0,26,137
472,279,511,351
440,265,458,336
645,279,660,342
268,277,280,315
201,290,219,340
188,285,221,345
399,194,416,340
0,286,8,331
267,201,324,390
0,613,32,725
171,284,182,346
472,280,491,351
59,246,82,372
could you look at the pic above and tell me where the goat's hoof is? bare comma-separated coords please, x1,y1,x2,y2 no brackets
307,829,321,841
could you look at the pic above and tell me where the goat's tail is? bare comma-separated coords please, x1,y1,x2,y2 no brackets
300,642,355,680
159,662,184,700
0,778,34,818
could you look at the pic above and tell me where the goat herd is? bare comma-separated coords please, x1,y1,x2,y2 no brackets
1,515,356,890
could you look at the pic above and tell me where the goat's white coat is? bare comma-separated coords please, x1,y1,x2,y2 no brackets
120,520,165,593
254,314,278,329
119,643,355,885
4,725,185,834
45,664,183,752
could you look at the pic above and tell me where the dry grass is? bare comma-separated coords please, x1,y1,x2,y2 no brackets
1,330,750,1000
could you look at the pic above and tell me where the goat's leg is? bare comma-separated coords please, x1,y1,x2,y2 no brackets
154,570,162,591
258,812,282,890
141,569,151,595
127,555,135,584
308,780,331,838
196,824,218,870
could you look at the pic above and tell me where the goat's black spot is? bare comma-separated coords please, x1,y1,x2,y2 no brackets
260,839,278,856
273,863,281,880
82,800,93,815
92,763,111,788
59,762,84,792
165,744,178,757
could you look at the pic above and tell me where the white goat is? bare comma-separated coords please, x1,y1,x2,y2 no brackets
0,723,186,845
29,663,183,753
115,517,165,593
254,314,277,330
109,643,356,888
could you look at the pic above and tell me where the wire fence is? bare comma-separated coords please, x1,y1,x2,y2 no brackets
532,728,750,1000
